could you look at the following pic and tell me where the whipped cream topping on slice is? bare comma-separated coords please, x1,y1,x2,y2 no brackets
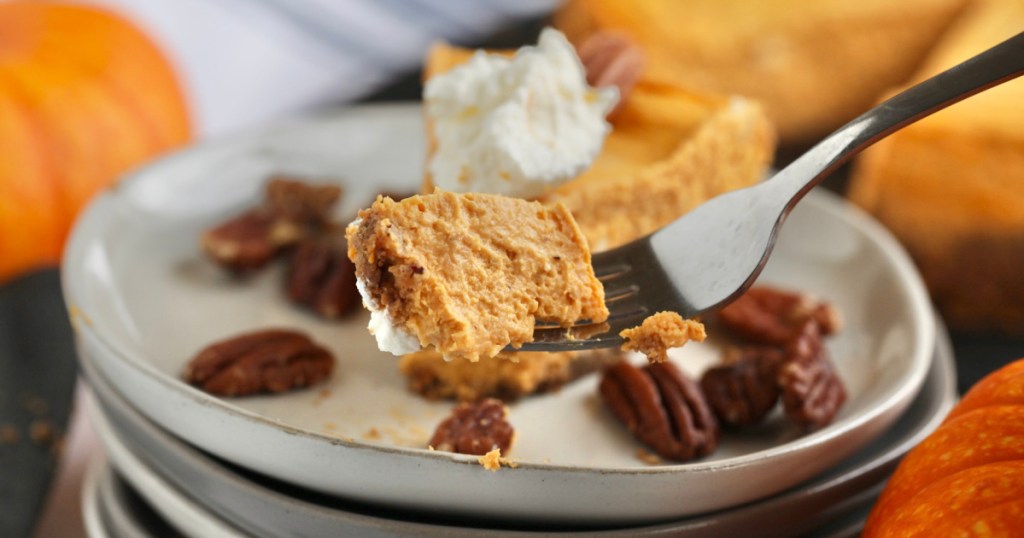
424,28,617,198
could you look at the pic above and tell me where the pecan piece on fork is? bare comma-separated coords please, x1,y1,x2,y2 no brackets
183,329,334,396
600,361,719,462
201,177,341,272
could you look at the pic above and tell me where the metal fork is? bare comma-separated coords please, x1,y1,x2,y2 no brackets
518,31,1024,352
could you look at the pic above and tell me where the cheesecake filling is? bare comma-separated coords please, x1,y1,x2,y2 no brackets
424,28,617,198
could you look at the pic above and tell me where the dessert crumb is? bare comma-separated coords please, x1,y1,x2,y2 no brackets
68,304,94,329
620,312,706,363
313,388,332,406
636,448,663,466
478,448,502,471
29,420,54,445
21,393,49,416
363,427,382,441
1,424,19,445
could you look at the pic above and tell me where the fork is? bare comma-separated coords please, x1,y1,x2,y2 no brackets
518,31,1024,352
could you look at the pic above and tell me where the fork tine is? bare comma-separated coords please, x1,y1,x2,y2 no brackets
596,264,630,281
603,284,639,303
592,249,631,280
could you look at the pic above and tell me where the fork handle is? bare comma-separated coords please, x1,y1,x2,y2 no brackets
773,31,1024,206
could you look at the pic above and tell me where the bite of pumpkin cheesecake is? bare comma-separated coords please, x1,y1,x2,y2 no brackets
346,190,608,362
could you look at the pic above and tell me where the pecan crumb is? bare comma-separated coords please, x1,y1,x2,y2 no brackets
620,312,706,363
429,398,514,456
599,361,719,462
183,329,335,396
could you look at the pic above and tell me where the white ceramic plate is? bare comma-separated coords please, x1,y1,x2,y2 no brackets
81,325,956,537
81,458,111,538
88,398,246,538
63,104,935,524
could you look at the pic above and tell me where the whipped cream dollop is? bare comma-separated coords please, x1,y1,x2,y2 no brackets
424,28,617,198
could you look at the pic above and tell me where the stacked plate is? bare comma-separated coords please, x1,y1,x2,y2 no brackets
65,105,955,537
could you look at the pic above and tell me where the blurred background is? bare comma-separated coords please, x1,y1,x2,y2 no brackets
1,0,1022,536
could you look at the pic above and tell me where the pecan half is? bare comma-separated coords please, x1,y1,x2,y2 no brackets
701,346,785,427
777,322,847,430
202,211,302,271
265,177,341,222
429,398,514,456
183,329,334,396
717,287,841,345
286,229,360,319
576,31,644,113
201,177,341,271
600,361,718,462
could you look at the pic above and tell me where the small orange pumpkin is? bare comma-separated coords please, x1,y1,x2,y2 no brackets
0,1,191,283
864,359,1024,536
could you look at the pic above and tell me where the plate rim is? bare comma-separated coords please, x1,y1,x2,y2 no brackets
62,102,936,477
80,319,956,536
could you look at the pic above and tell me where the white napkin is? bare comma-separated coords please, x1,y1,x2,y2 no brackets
74,0,560,137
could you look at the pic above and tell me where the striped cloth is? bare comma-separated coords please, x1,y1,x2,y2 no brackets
78,0,560,137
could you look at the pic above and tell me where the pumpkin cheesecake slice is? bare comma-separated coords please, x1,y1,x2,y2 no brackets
423,38,774,250
346,191,608,362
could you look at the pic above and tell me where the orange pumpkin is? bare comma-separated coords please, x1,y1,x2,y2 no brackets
864,359,1024,536
0,1,190,283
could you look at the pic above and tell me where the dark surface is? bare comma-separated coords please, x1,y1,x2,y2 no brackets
0,270,78,538
948,332,1024,392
